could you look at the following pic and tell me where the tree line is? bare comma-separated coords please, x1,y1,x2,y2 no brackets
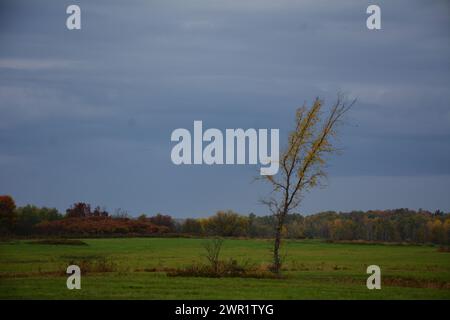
1,195,449,244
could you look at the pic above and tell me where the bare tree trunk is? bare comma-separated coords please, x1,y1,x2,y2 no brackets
272,208,287,274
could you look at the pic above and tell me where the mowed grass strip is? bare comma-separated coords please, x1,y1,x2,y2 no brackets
0,238,449,299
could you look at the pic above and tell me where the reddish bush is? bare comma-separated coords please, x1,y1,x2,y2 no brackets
35,216,168,236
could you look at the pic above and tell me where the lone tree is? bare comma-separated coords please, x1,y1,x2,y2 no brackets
261,96,353,274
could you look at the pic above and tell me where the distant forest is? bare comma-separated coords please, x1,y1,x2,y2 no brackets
1,195,449,245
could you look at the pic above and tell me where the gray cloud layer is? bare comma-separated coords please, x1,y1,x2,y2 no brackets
1,0,449,216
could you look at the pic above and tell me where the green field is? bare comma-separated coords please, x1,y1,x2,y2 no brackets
0,238,449,299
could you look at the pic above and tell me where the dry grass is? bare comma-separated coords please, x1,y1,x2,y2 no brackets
64,256,117,274
28,239,88,246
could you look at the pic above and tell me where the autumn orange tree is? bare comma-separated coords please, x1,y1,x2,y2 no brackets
261,96,353,274
0,195,17,234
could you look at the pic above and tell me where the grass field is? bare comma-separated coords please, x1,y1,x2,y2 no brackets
0,238,449,299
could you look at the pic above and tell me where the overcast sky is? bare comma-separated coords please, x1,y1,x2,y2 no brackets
1,0,449,217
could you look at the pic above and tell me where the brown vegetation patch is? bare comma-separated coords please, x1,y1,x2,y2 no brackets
134,267,176,273
0,256,118,279
63,256,117,274
28,239,88,246
35,216,168,236
325,239,431,246
0,271,61,279
288,261,349,272
383,277,450,289
335,275,450,290
167,259,280,279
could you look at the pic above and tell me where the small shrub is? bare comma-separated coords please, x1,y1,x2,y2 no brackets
203,238,224,273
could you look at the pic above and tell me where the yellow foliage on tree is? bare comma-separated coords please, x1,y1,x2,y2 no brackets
260,96,354,274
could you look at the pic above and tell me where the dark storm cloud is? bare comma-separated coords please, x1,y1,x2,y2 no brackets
1,0,449,215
